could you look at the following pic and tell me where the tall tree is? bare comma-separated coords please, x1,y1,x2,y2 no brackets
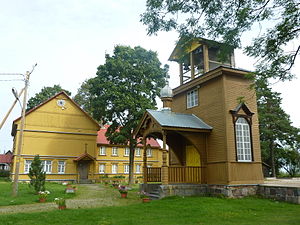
256,78,300,176
86,45,167,184
74,79,95,117
27,85,71,110
141,0,300,81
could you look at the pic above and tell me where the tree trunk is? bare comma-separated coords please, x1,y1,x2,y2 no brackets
128,141,135,185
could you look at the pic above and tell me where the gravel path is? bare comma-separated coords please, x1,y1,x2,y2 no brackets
0,184,122,215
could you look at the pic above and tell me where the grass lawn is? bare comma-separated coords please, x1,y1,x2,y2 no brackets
0,181,75,206
0,196,299,225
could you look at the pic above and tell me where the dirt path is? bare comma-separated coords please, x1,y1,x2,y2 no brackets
0,184,137,215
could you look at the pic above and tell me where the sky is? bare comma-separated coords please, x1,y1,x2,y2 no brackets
0,0,299,153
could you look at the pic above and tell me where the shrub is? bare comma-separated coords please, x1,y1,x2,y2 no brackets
0,170,10,177
28,155,46,193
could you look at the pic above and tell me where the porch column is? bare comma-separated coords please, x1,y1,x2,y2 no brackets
179,63,183,85
142,138,147,184
162,131,169,185
190,51,195,79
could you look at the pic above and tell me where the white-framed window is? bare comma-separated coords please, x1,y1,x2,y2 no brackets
124,147,130,156
99,164,105,174
112,164,118,174
235,117,252,162
187,89,198,108
112,147,118,156
135,148,141,156
42,160,52,174
147,148,152,157
58,161,65,174
99,146,106,155
136,164,141,174
147,164,152,168
124,164,129,174
24,160,32,173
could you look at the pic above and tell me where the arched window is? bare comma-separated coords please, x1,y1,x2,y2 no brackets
235,117,252,162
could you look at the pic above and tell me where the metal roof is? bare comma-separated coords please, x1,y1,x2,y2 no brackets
147,109,212,130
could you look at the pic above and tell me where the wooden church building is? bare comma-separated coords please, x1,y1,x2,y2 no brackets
135,37,264,197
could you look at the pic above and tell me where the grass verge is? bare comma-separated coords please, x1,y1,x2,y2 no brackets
0,196,299,225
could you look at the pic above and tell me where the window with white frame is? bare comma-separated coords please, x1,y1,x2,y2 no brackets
235,117,252,162
99,146,106,155
124,164,129,174
147,148,152,157
135,148,141,156
112,164,118,174
136,164,141,174
124,147,130,156
42,160,52,174
99,164,105,174
112,147,118,156
187,89,198,108
24,160,32,173
58,161,65,174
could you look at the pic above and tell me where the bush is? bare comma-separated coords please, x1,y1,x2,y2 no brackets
0,170,10,177
28,155,46,193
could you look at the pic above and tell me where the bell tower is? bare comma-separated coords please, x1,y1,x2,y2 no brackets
169,37,236,85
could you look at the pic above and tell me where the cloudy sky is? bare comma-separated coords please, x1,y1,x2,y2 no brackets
0,0,299,153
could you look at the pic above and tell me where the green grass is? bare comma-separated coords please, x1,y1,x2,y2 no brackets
0,181,75,206
0,196,299,225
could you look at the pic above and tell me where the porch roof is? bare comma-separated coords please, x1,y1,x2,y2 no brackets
73,152,95,162
146,109,212,130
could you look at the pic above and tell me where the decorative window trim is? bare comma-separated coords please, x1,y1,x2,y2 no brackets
187,89,198,109
230,103,254,162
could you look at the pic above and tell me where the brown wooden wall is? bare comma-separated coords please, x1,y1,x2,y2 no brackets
171,68,263,185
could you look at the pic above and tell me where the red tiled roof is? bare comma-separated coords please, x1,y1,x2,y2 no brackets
0,153,13,164
97,125,161,148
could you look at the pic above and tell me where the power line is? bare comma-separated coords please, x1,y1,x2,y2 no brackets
0,73,24,76
0,79,24,82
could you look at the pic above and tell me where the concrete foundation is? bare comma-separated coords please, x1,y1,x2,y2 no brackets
140,183,300,204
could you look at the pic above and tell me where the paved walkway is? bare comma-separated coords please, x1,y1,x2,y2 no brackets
262,177,300,188
0,184,124,215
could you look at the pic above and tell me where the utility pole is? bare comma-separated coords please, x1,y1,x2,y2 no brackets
12,64,37,196
0,88,24,130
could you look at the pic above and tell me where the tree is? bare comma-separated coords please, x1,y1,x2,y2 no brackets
84,45,167,184
27,85,71,110
74,79,95,117
256,78,300,176
278,147,300,176
141,0,300,81
28,155,46,193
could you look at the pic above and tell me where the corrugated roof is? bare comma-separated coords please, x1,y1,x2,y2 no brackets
97,125,161,148
147,109,212,130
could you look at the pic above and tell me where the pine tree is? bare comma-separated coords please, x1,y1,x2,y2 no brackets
28,155,46,193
